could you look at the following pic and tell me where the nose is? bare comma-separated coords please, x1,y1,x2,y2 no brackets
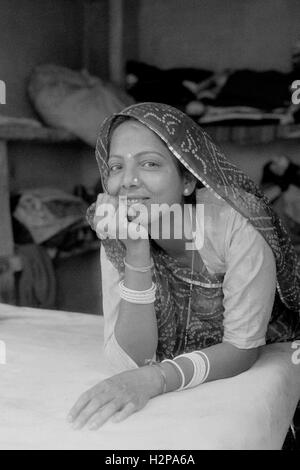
121,166,140,189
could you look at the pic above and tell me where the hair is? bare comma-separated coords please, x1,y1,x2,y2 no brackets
107,115,204,205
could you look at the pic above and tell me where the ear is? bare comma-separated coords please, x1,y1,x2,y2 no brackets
183,172,197,196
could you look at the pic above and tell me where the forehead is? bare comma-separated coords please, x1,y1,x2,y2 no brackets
109,120,169,153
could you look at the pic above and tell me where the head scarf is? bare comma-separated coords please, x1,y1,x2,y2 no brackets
92,102,300,315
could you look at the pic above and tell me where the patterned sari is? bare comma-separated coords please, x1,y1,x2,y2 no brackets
88,102,300,360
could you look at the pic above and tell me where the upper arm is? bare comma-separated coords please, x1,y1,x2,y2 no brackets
100,244,121,346
100,244,138,372
222,210,277,349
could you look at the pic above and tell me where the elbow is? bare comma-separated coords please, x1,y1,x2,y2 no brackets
117,346,157,368
114,328,158,367
103,335,139,374
237,346,260,374
248,346,259,367
221,342,260,377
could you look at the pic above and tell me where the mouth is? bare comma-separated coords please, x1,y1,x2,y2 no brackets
125,197,150,205
125,198,150,222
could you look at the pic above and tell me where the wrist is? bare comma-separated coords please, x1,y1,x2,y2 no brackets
140,365,163,398
160,361,183,392
142,361,183,397
125,240,151,266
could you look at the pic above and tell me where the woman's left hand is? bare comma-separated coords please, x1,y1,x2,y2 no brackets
67,366,162,430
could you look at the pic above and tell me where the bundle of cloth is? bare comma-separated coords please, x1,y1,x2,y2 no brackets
125,60,299,126
13,188,88,245
11,186,100,255
126,60,212,110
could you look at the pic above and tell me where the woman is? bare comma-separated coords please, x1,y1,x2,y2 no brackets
68,102,300,432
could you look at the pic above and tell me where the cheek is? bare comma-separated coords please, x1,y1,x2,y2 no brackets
149,176,183,202
106,176,119,195
161,171,184,197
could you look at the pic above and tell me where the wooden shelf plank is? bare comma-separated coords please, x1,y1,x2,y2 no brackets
1,120,300,146
201,122,300,144
0,124,78,143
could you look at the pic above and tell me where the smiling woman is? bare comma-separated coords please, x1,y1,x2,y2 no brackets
68,102,300,441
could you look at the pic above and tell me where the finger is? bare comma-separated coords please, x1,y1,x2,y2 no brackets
128,202,149,229
88,400,121,431
116,196,129,236
95,202,116,239
86,202,97,229
96,192,105,203
95,193,118,216
95,193,108,215
111,402,136,423
96,192,113,203
118,195,128,213
67,391,91,423
127,205,137,220
71,398,104,430
105,194,119,210
127,202,144,216
67,383,110,422
95,200,115,218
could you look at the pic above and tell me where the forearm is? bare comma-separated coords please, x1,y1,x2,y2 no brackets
114,240,158,366
152,342,259,395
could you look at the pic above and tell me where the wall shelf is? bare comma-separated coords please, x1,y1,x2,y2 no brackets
1,121,300,146
0,124,78,143
202,122,300,145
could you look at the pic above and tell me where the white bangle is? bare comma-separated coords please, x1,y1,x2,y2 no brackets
149,363,167,394
175,351,210,389
124,257,154,273
119,280,157,304
161,359,185,391
199,351,210,383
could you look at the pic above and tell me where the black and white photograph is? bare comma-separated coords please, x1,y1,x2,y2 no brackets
0,0,300,452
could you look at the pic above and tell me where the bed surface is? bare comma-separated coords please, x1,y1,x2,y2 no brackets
0,303,299,450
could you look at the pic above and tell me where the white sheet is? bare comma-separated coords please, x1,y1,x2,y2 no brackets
0,303,299,450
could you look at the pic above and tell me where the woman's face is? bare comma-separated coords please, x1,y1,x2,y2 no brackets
107,120,186,208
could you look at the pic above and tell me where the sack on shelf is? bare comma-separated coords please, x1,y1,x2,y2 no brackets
28,64,134,146
13,188,88,245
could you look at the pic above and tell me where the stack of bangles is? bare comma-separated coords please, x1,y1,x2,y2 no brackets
147,351,210,394
119,258,156,304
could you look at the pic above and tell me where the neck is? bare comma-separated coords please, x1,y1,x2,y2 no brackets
149,204,195,258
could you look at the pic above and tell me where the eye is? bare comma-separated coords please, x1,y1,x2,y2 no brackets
142,161,160,168
108,163,122,173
